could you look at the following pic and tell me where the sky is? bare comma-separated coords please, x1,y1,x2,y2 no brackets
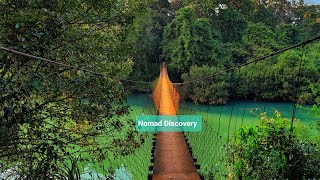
306,0,320,4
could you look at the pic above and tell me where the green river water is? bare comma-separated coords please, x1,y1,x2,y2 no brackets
128,93,319,125
105,93,318,179
2,94,318,179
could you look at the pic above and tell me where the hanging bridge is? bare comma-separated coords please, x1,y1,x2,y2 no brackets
151,63,200,179
0,35,320,179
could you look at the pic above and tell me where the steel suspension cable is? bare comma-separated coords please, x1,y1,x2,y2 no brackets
176,35,320,85
0,46,152,84
2,35,320,86
289,44,306,139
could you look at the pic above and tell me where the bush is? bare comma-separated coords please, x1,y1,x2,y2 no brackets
181,65,230,104
230,111,320,179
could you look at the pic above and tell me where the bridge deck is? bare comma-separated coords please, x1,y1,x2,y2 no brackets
152,63,200,179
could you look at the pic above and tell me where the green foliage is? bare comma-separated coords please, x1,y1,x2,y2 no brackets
227,0,255,18
242,22,278,56
1,0,320,178
161,6,194,73
162,6,229,74
252,6,280,28
181,65,230,104
0,0,150,178
128,12,159,83
127,1,172,84
276,23,302,47
213,8,248,43
230,111,320,179
236,43,320,102
131,0,320,106
293,4,320,40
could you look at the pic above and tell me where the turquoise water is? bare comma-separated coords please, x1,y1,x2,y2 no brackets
2,94,317,179
184,100,318,122
127,94,319,179
64,94,320,179
128,93,319,136
128,93,319,122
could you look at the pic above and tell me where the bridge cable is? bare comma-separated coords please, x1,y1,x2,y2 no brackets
2,35,319,87
177,35,320,85
0,46,152,84
2,35,319,86
289,44,306,140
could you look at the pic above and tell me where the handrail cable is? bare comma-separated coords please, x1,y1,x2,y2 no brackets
177,35,320,84
1,35,319,85
0,46,152,84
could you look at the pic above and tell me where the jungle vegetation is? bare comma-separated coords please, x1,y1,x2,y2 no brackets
0,0,319,179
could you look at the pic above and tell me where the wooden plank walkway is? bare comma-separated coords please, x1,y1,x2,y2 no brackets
151,63,200,180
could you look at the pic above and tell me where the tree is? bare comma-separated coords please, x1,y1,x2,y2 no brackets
0,0,147,178
181,65,230,104
230,111,320,179
162,6,230,74
293,4,320,41
242,22,278,57
236,47,320,102
276,24,301,47
227,0,255,18
213,8,248,43
128,0,172,85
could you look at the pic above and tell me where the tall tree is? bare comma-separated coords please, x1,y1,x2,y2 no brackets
252,6,279,28
276,24,301,47
213,8,248,43
0,0,146,177
162,6,229,74
128,0,172,84
242,22,278,57
181,65,230,104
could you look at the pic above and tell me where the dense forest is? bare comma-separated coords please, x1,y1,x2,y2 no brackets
0,0,319,179
129,0,320,105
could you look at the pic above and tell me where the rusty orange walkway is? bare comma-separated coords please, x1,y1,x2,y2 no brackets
151,63,200,179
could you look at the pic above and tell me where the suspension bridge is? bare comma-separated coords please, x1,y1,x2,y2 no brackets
151,63,200,179
0,34,319,179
